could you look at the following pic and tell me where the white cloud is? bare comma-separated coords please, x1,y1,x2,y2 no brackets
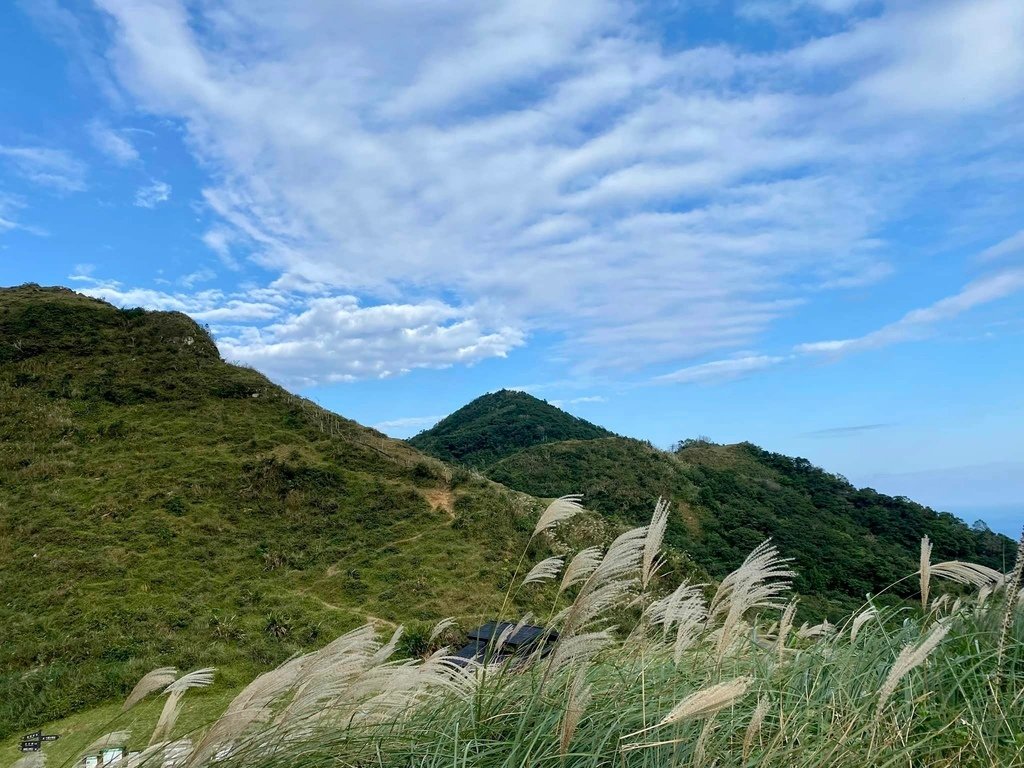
373,415,442,437
978,229,1024,263
180,267,216,288
88,121,139,164
75,0,1024,378
217,296,525,386
134,179,171,208
655,355,788,384
0,145,86,192
74,276,524,386
797,268,1024,355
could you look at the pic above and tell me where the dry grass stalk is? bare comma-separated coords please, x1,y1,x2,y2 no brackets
776,599,798,662
559,663,593,755
743,696,769,761
930,561,1005,589
877,619,951,714
850,607,877,642
122,666,178,711
919,536,932,611
521,555,564,586
548,629,615,677
559,546,603,594
533,494,584,537
642,497,670,589
85,731,132,754
995,527,1024,687
150,668,216,745
623,676,752,740
710,540,794,659
428,617,456,644
798,619,833,639
692,714,718,768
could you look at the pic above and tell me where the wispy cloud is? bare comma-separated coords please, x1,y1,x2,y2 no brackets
81,0,1024,377
373,415,442,436
134,179,171,208
88,121,139,164
804,423,892,438
977,229,1024,262
655,355,788,385
0,145,86,192
797,268,1024,355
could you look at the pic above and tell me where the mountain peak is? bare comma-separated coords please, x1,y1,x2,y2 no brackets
409,389,614,467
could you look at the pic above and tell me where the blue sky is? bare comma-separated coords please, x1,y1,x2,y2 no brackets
1,0,1022,535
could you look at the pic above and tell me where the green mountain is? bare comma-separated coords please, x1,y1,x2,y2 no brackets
416,394,1014,618
0,286,557,738
408,389,614,467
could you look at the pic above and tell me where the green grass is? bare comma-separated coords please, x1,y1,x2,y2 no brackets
48,508,1021,768
0,286,589,739
0,686,239,768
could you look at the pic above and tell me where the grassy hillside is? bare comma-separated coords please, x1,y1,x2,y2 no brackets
0,286,572,739
436,414,1014,617
408,390,614,467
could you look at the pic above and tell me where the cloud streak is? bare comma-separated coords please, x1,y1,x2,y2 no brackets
47,0,1024,385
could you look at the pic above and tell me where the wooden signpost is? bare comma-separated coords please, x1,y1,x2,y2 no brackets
20,731,59,752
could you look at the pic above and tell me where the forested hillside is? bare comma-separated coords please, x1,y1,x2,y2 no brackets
409,389,614,467
0,286,564,738
419,395,1014,617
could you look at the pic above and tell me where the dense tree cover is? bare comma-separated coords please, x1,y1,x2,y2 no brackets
409,389,613,467
0,286,571,739
433,402,1015,619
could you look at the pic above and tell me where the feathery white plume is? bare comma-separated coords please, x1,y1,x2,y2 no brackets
559,547,603,594
123,667,178,711
642,497,671,589
877,619,951,714
522,556,565,586
533,495,584,537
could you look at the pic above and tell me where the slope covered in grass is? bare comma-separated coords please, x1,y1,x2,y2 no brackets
432,409,1013,617
0,285,562,739
32,504,1022,768
408,390,614,467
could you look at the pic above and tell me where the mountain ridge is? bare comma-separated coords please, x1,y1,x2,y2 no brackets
412,392,1014,617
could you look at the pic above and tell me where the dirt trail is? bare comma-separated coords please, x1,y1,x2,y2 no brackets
424,487,456,520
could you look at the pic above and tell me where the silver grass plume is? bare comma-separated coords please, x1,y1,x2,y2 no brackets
122,666,178,711
533,494,584,537
930,561,1004,589
850,607,877,642
521,556,564,586
995,526,1024,687
876,619,951,714
186,654,307,767
150,668,215,745
556,526,646,639
797,619,833,639
742,696,769,761
775,599,798,662
709,540,794,660
622,677,752,743
559,663,593,755
548,629,616,677
642,497,671,589
919,536,932,611
559,547,603,594
428,617,457,644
